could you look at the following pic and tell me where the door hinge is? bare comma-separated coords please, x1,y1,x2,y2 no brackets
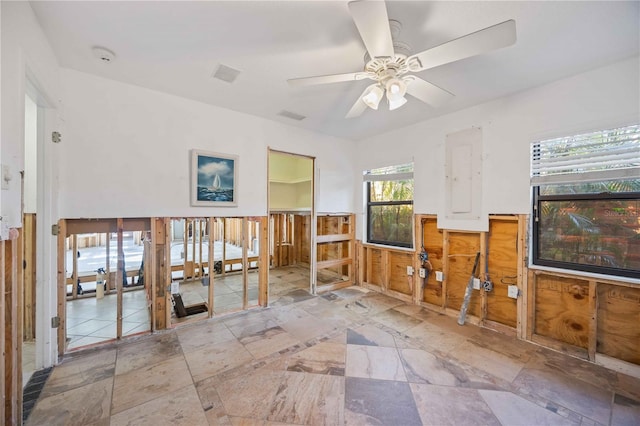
52,131,62,143
51,316,60,328
52,224,60,235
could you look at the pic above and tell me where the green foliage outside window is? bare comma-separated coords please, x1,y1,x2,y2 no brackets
367,177,413,248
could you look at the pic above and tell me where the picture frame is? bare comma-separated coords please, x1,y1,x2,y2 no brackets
191,149,238,207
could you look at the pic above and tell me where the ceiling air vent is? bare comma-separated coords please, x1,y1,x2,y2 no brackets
212,64,241,83
278,110,306,121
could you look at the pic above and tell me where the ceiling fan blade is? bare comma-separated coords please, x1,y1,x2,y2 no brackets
405,76,454,107
348,0,394,58
407,20,516,72
288,71,370,87
345,87,371,118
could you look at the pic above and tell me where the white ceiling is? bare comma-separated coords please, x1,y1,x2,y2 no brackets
30,1,639,141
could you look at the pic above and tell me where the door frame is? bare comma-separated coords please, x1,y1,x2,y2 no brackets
267,148,317,297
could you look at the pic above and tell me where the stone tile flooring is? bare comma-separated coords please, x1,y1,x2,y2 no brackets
27,276,640,425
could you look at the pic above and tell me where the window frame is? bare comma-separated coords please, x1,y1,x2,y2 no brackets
530,124,640,279
366,182,414,248
532,187,640,279
364,163,414,249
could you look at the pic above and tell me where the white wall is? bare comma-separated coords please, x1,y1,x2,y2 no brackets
1,1,60,227
24,94,38,213
1,1,62,369
355,57,640,238
59,68,356,218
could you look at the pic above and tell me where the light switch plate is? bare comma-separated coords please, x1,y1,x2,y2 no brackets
508,285,519,299
435,271,444,282
473,278,481,290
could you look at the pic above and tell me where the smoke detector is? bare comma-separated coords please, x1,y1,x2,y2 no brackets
92,46,116,63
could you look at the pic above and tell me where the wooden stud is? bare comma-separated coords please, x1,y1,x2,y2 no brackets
23,214,36,341
242,218,249,310
199,219,204,279
150,219,158,332
183,219,189,280
348,214,356,283
191,219,197,278
116,218,124,339
526,269,535,341
588,280,597,361
442,230,450,310
258,216,269,306
222,219,227,275
106,232,111,293
16,231,24,424
57,220,67,357
208,217,215,318
164,218,172,328
480,231,488,324
517,214,527,340
71,234,78,299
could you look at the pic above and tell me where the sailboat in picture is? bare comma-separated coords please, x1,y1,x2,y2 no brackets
192,150,237,206
210,174,221,191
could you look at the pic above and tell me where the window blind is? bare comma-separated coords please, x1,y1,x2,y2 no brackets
531,124,640,185
363,163,414,182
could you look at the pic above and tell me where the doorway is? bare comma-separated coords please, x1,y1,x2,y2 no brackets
22,93,38,384
268,150,315,299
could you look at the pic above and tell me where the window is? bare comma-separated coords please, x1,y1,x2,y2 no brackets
365,163,414,248
531,124,640,278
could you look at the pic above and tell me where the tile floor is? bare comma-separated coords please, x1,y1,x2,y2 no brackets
65,265,300,349
66,289,151,350
27,270,640,425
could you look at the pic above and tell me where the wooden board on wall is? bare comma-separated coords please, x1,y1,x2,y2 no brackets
294,214,311,265
154,218,167,330
388,252,413,296
23,214,36,341
446,232,481,318
366,248,383,287
421,217,443,305
534,274,590,349
486,219,518,328
597,284,640,365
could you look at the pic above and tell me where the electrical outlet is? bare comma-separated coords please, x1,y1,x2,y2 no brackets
435,271,443,282
419,268,426,278
508,285,519,299
473,278,481,290
407,266,414,276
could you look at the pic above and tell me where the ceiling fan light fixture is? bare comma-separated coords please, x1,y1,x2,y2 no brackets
388,96,407,111
362,84,384,110
385,77,408,110
385,77,407,99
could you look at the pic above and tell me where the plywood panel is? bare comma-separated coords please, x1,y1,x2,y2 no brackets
294,214,311,265
446,233,481,318
388,252,413,295
486,219,518,328
421,217,443,305
534,274,590,349
597,284,640,364
367,248,383,287
23,214,36,340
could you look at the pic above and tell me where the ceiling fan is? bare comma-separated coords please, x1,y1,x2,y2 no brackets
287,0,516,118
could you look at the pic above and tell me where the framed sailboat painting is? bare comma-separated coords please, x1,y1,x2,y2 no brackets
191,149,238,206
